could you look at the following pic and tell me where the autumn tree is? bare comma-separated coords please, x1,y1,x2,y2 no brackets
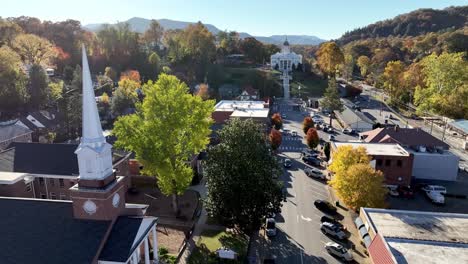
329,145,386,210
196,83,210,100
271,113,283,130
316,42,344,77
269,128,282,150
0,18,23,46
306,128,319,149
356,55,371,78
143,20,164,50
104,66,117,81
113,74,214,215
302,116,314,134
120,70,141,83
320,78,343,126
414,52,468,119
204,118,284,233
12,33,57,65
383,60,406,103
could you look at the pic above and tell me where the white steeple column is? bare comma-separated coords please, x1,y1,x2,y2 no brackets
152,226,159,263
144,237,150,264
75,45,114,181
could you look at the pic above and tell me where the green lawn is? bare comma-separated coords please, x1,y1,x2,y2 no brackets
188,229,249,264
290,72,327,98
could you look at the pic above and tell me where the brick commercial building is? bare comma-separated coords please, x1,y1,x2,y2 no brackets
331,142,413,186
357,208,468,264
360,127,459,181
212,100,270,124
0,46,159,264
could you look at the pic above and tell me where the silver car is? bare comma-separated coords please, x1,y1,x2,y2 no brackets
304,167,325,180
325,242,353,261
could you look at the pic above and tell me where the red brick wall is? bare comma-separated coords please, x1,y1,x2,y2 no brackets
212,111,233,124
0,180,34,198
373,154,414,186
33,177,77,199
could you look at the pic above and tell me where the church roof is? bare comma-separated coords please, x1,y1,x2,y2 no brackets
0,198,110,264
0,142,130,176
0,197,154,264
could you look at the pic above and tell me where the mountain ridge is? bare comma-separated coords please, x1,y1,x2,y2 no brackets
83,17,326,45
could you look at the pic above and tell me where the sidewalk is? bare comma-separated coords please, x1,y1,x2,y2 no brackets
177,179,209,264
326,186,370,264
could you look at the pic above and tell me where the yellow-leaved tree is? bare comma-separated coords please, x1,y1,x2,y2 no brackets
328,145,387,210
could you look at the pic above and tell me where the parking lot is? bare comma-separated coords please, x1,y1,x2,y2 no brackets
388,171,468,214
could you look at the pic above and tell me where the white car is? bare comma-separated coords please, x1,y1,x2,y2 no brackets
325,242,353,261
304,167,326,180
321,222,346,240
426,191,445,205
265,218,277,237
342,127,353,134
422,185,447,194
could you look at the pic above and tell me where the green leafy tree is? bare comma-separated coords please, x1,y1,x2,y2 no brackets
104,66,117,81
148,52,161,79
320,78,343,126
414,52,468,119
28,64,49,109
111,79,139,116
383,60,407,103
12,33,57,65
0,18,23,46
0,46,29,119
204,118,284,233
323,142,331,161
113,74,214,215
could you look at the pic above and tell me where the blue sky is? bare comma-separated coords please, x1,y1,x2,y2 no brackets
2,0,466,39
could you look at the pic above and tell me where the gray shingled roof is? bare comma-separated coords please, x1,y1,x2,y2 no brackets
0,122,32,142
99,217,148,262
0,198,111,264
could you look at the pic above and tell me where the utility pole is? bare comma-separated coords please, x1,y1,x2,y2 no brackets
442,119,447,141
430,119,434,135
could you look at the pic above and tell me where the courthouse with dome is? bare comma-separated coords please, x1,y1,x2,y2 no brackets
0,46,159,264
270,39,302,99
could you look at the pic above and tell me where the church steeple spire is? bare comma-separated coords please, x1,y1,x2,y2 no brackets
75,45,113,181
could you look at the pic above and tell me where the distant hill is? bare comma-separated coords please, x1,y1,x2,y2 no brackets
338,6,468,45
84,17,326,45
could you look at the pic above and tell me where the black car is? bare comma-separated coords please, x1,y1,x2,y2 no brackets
302,156,321,166
320,215,345,229
314,200,337,214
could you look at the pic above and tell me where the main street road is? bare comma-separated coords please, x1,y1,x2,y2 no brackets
260,100,352,264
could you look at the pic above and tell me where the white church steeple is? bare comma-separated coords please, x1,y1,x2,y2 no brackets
75,45,113,181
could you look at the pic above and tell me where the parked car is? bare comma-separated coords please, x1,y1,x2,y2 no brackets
302,156,321,166
422,185,447,194
425,191,445,205
265,218,277,237
305,167,326,180
314,200,337,214
281,114,287,119
342,127,353,134
301,149,319,157
397,185,415,198
320,216,345,229
325,242,353,261
386,186,399,197
291,131,298,137
321,222,347,240
282,129,290,135
328,135,336,141
283,159,292,168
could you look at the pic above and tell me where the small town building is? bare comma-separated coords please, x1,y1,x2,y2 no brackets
360,127,459,181
0,46,159,264
0,120,33,151
331,142,413,186
357,207,468,264
335,106,374,132
237,86,259,101
270,39,302,99
17,110,60,142
212,100,270,124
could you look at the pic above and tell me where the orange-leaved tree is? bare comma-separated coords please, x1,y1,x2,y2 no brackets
120,70,141,83
269,128,282,150
306,128,319,149
271,113,282,130
196,83,210,100
303,116,315,135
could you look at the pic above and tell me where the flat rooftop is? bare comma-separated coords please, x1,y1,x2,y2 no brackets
333,142,410,157
363,208,468,264
231,109,269,118
0,171,28,184
214,100,266,112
